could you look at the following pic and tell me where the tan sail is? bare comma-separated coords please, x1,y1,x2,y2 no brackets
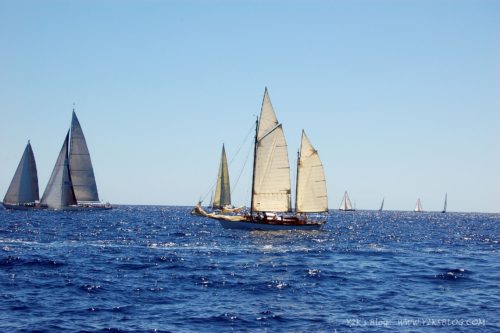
296,130,328,213
252,88,291,212
212,144,231,209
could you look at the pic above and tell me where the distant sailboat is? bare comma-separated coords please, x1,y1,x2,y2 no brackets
339,191,354,211
2,141,40,210
196,88,328,230
212,144,231,210
414,198,423,212
379,198,384,211
40,131,78,210
441,193,447,213
40,110,111,210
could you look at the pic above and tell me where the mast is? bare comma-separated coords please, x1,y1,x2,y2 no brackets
295,148,300,212
250,117,258,215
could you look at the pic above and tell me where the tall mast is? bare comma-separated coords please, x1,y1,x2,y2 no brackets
250,117,258,215
295,148,300,213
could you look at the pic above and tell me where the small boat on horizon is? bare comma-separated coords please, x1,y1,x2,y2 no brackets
197,88,328,230
2,141,40,210
379,197,384,211
339,191,355,211
414,198,423,212
40,110,111,210
441,193,447,213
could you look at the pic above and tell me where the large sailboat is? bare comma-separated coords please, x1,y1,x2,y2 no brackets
41,110,111,210
197,88,328,230
414,198,423,212
339,191,354,211
2,141,40,210
441,193,447,213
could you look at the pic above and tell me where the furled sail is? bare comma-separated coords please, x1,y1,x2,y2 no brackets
339,191,353,211
3,142,39,204
212,144,231,209
69,111,99,202
414,198,423,212
252,88,291,212
295,130,328,213
41,131,77,209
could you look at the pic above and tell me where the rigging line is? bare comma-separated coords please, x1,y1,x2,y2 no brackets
228,122,254,166
231,136,253,194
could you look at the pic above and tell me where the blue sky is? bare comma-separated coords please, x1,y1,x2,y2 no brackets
1,0,499,212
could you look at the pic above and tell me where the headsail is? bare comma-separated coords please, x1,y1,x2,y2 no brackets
295,130,328,213
69,111,99,202
41,131,77,209
212,144,231,209
339,191,353,211
414,198,423,212
251,88,291,212
3,142,39,204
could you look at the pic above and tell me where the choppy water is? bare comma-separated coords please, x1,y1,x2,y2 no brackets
0,206,498,332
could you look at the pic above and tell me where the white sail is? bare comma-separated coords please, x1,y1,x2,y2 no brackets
339,191,353,211
296,130,328,213
69,111,99,202
252,88,291,212
41,131,77,209
3,142,39,204
213,144,231,209
414,198,423,212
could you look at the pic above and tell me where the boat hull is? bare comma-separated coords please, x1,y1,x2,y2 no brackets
218,219,324,231
2,203,42,211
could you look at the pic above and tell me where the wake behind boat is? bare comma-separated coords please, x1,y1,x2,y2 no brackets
198,88,328,231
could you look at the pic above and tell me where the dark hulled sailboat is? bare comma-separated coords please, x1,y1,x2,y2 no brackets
2,141,40,210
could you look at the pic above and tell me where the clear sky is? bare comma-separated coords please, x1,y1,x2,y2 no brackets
1,0,499,212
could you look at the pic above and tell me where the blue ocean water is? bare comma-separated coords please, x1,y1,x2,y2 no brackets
0,206,498,332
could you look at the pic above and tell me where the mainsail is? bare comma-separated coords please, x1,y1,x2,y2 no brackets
295,130,328,213
251,88,291,212
41,131,77,209
212,144,231,209
339,191,353,211
69,111,99,202
414,198,423,212
3,142,39,204
379,198,384,211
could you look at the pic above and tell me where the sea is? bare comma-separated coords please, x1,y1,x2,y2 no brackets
0,206,498,332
